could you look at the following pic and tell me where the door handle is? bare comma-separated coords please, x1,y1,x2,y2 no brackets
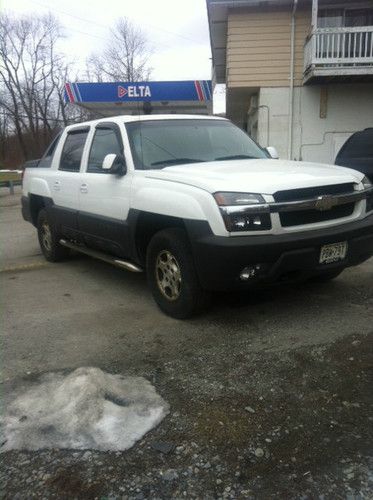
53,181,61,191
80,183,88,194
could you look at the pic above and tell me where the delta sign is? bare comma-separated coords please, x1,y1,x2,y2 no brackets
64,80,212,104
117,84,151,98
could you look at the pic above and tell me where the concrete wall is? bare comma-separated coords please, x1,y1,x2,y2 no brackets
257,83,373,164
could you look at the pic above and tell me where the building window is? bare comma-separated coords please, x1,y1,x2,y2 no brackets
318,8,344,28
345,8,373,28
318,7,373,28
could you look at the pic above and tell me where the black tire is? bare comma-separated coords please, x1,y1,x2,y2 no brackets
37,208,70,262
311,269,344,282
146,228,210,319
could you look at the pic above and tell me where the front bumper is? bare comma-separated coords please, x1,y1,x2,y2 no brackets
188,215,373,291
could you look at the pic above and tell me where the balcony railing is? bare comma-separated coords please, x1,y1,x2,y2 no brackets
304,26,373,75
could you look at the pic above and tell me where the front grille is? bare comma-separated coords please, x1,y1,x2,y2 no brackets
274,183,356,227
274,183,355,202
279,203,355,227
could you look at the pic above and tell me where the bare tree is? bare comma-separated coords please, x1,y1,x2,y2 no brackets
0,110,9,162
87,18,152,82
0,13,72,161
0,13,151,166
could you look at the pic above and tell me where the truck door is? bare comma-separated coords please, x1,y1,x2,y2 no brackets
48,127,89,238
78,123,133,257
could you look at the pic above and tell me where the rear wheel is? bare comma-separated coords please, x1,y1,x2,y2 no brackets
37,209,70,262
146,228,210,319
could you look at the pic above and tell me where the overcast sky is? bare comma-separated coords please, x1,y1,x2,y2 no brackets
3,0,225,113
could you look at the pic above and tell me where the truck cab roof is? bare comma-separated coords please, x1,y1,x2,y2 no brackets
66,114,227,132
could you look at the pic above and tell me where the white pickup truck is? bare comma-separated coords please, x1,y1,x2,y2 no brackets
22,115,373,318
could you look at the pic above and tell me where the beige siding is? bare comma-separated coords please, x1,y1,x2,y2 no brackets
227,8,311,88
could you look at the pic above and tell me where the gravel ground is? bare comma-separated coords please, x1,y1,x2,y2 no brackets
2,332,373,499
1,189,373,499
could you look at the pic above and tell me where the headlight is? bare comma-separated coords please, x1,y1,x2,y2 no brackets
362,176,372,189
214,192,265,206
214,192,271,232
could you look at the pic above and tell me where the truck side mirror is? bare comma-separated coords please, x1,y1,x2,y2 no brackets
102,153,127,175
265,146,279,159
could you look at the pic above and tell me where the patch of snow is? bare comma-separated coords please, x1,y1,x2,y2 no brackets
0,367,169,452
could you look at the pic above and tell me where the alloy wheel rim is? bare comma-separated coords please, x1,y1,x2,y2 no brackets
155,250,182,301
41,221,52,252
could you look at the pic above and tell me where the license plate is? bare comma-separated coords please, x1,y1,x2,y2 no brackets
319,241,348,265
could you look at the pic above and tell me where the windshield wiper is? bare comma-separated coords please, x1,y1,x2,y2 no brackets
215,154,257,161
151,158,205,167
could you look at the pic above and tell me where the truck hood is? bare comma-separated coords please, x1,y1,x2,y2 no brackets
145,159,364,194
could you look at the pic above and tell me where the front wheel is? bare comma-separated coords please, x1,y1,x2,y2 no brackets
146,228,210,319
37,209,70,262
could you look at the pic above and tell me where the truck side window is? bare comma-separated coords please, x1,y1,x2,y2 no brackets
87,127,122,173
59,129,89,172
38,134,61,169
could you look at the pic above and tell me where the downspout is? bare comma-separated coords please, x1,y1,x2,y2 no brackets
287,0,298,160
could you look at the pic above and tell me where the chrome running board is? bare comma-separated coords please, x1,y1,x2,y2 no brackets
59,239,143,273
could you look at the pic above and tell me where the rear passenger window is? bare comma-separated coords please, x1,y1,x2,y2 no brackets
59,129,89,172
38,134,61,169
87,127,122,173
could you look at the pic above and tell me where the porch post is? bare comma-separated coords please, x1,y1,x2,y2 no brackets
312,0,318,32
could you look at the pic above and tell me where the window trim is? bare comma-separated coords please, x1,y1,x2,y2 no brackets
86,122,124,174
68,126,90,134
58,128,90,173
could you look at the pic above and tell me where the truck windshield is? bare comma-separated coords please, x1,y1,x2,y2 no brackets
125,119,268,169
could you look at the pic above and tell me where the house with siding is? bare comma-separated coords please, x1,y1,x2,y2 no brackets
207,0,373,164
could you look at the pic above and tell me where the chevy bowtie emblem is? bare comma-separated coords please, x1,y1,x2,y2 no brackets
315,195,336,211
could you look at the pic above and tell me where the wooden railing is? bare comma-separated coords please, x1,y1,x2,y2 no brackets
304,26,373,72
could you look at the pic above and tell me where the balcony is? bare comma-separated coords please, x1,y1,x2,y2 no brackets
303,27,373,84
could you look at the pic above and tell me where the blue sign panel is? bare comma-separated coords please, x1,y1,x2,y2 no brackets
64,80,212,104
